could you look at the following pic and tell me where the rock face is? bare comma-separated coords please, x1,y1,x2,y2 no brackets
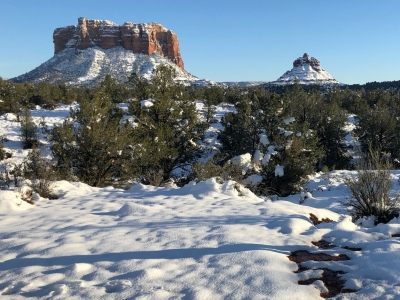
53,17,184,69
272,53,339,85
293,53,322,71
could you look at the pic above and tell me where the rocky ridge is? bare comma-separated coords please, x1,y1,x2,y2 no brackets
54,17,184,69
272,53,339,85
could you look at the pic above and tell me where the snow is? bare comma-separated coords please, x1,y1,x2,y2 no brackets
140,99,154,108
275,165,284,177
259,133,270,145
242,174,263,186
284,117,295,124
12,47,199,87
253,149,262,163
2,105,400,299
3,172,400,299
272,55,339,85
262,146,278,165
231,153,252,172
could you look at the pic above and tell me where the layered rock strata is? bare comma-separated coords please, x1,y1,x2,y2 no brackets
53,17,184,68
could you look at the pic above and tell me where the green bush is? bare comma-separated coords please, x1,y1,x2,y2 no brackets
0,142,12,161
23,150,57,199
20,107,39,149
0,143,5,161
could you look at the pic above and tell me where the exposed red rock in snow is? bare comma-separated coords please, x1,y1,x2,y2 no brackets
53,17,184,69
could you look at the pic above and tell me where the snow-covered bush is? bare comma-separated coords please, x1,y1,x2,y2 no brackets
15,184,34,204
344,151,400,224
20,107,39,149
128,66,203,186
23,150,57,199
191,158,244,184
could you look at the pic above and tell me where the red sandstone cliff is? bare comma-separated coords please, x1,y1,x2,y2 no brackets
53,17,184,69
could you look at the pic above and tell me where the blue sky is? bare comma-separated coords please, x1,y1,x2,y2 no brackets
1,0,399,84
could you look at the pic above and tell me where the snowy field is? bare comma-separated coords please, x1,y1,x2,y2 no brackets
1,104,400,299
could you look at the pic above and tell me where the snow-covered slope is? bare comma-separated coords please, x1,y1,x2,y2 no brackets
2,167,400,298
272,53,339,85
12,47,199,87
2,104,400,299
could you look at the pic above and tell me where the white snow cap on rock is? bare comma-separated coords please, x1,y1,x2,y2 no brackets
272,53,339,85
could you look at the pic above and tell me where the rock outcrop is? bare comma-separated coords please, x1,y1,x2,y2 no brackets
272,53,339,85
53,17,184,69
293,53,322,72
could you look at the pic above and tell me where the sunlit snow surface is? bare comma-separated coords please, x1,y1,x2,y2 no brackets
1,105,400,299
273,65,339,85
12,47,199,87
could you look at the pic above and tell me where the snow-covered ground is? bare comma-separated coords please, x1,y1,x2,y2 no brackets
1,104,400,299
2,173,400,299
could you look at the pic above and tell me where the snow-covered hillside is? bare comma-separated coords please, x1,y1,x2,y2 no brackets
1,104,400,299
11,47,200,87
272,53,339,85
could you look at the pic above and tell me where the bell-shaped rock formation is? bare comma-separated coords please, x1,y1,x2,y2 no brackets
272,53,339,85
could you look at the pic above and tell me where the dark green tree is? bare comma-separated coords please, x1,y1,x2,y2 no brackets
128,72,151,101
260,122,323,196
23,150,57,199
219,90,285,160
0,78,22,116
100,75,129,103
128,65,202,185
355,99,398,160
20,107,39,149
203,86,225,105
51,89,135,187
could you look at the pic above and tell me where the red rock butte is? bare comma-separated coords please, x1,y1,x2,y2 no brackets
293,53,322,72
53,17,184,69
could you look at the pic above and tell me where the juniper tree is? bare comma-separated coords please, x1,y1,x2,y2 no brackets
203,86,225,105
356,101,399,161
51,89,135,187
219,90,285,160
0,78,22,116
20,107,39,149
316,101,350,170
282,84,349,170
128,65,202,185
100,75,130,103
23,150,56,199
128,72,151,101
260,122,323,196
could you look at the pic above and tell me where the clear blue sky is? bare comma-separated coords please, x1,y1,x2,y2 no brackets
1,0,399,84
